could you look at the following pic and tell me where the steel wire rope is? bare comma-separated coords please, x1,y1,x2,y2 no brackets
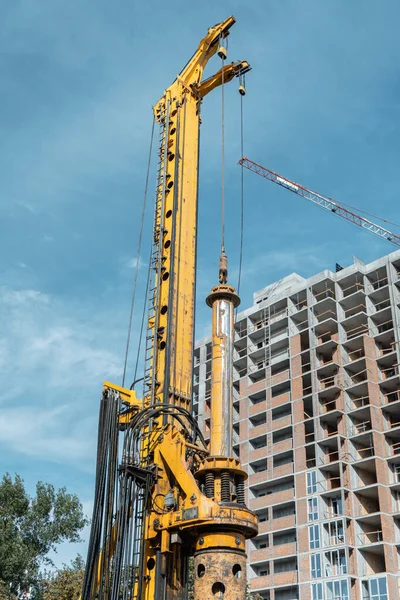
122,117,156,388
238,78,245,296
133,243,152,385
221,51,225,252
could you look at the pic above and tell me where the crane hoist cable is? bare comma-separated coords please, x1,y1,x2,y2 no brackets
121,117,155,388
220,39,226,252
132,244,152,386
237,72,245,296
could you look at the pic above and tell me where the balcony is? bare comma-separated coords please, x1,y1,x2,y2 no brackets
271,345,290,366
249,447,269,463
273,437,293,455
313,297,337,324
367,271,388,292
370,309,393,337
273,462,294,479
272,413,292,432
270,512,296,532
249,399,268,417
317,370,341,392
357,529,383,546
340,279,364,298
372,296,391,313
233,359,247,380
352,464,378,490
271,391,290,408
248,362,266,384
387,436,400,459
249,471,270,487
351,419,372,437
342,313,368,341
249,486,295,510
271,367,291,387
270,326,289,345
350,437,375,462
270,307,288,325
318,441,340,467
381,379,400,405
234,344,247,361
346,394,370,411
250,548,271,563
343,335,365,364
315,319,338,346
354,488,380,516
291,294,307,312
268,541,297,561
248,317,268,336
344,367,368,388
382,402,400,434
313,285,335,303
341,292,367,319
318,394,342,416
250,422,268,440
249,570,297,590
321,472,342,492
379,362,399,382
290,311,308,334
248,344,268,362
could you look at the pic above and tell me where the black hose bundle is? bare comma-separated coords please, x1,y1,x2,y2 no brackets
82,393,206,600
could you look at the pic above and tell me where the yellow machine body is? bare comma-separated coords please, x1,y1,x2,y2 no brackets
82,17,256,600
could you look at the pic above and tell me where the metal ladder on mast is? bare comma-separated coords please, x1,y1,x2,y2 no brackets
143,100,171,410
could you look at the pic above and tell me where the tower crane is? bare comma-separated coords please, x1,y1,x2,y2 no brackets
239,156,400,247
82,18,257,600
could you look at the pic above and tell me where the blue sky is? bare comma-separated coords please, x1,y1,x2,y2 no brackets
2,0,400,565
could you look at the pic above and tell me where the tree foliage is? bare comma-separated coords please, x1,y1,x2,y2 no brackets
0,474,88,593
38,556,85,600
247,592,263,600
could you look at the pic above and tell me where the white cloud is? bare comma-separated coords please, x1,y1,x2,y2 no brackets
0,405,93,465
126,256,147,271
0,285,123,466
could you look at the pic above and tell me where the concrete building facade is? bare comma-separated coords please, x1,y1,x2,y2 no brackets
193,250,400,600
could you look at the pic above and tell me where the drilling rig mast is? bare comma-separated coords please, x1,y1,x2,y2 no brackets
82,18,257,600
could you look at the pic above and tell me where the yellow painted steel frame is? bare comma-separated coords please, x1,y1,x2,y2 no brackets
139,17,252,600
89,19,253,600
141,427,257,600
150,16,249,413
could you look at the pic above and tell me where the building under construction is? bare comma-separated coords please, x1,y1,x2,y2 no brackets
194,250,400,600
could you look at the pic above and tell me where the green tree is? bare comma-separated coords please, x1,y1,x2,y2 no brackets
246,591,263,600
38,556,85,600
0,474,88,594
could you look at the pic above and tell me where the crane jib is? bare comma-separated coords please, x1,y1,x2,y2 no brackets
239,156,400,247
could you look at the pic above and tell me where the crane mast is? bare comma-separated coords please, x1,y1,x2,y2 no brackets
239,156,400,246
82,18,257,600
